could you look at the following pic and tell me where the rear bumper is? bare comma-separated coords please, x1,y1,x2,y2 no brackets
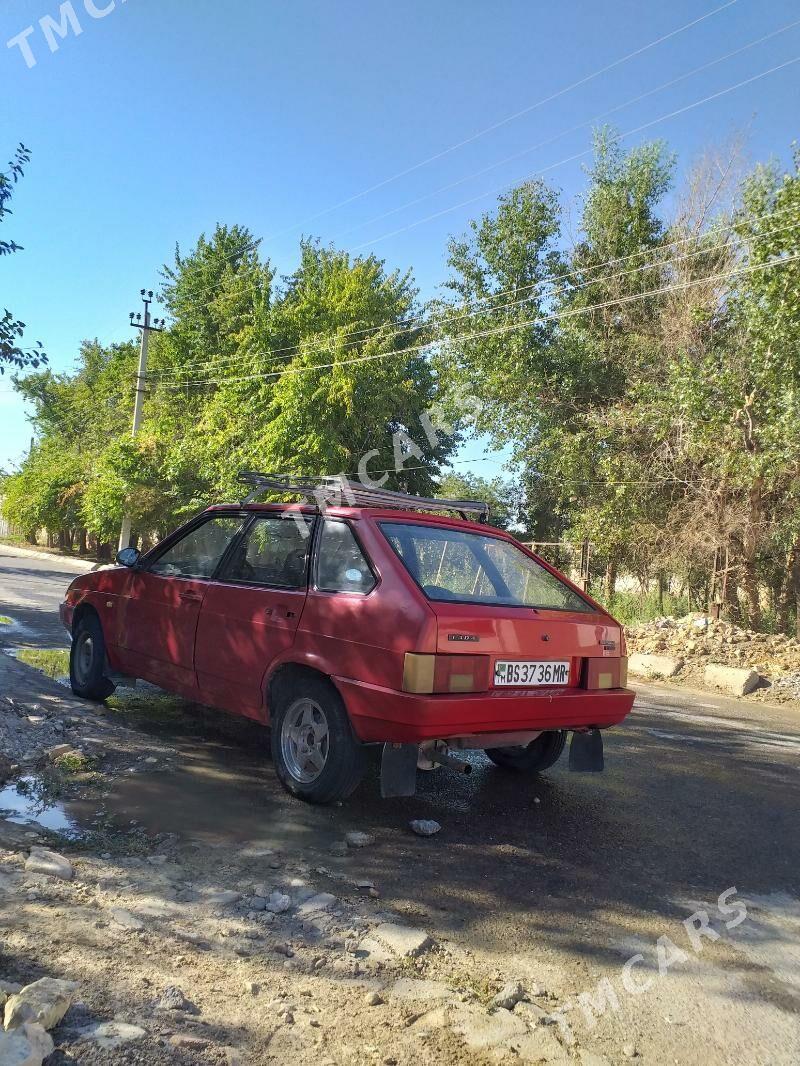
59,601,73,634
334,676,636,743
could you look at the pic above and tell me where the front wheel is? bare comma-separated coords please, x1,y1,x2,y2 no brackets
484,730,567,773
271,677,365,804
70,613,115,701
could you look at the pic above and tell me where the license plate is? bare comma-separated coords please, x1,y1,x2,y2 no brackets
493,660,570,687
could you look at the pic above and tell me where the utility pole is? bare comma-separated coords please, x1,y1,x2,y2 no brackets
118,289,165,551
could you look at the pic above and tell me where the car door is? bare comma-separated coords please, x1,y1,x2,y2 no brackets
118,514,246,697
194,512,314,720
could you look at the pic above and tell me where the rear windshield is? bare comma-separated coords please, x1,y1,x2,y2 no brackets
380,522,596,612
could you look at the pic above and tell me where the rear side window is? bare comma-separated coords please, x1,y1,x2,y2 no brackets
380,521,595,613
148,516,244,580
316,520,376,594
221,515,313,588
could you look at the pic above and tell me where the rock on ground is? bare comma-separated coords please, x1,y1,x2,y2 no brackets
704,662,763,696
81,1021,147,1049
345,831,374,848
297,892,337,916
628,653,683,679
154,985,193,1012
266,891,291,914
0,1023,54,1066
4,977,77,1031
361,922,432,959
409,819,442,836
24,847,73,881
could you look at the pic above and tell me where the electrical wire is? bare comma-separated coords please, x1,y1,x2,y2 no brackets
332,18,800,243
259,0,741,242
351,54,800,251
147,206,797,380
149,250,800,389
153,1,744,310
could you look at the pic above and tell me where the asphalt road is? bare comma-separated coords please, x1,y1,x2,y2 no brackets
1,546,799,1063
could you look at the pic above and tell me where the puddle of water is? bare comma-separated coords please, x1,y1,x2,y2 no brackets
0,775,80,835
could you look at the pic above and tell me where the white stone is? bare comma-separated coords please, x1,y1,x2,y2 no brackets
297,892,337,916
206,889,242,905
704,662,762,696
409,819,442,837
4,977,78,1031
266,891,291,914
0,1023,54,1066
82,1021,146,1049
24,847,73,881
363,922,432,958
345,831,374,848
628,653,683,679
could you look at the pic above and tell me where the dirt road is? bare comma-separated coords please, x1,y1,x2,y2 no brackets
1,548,798,1064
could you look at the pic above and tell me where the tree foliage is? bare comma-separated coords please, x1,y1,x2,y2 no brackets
1,144,46,373
4,131,800,634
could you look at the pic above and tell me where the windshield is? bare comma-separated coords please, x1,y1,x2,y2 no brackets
380,522,597,612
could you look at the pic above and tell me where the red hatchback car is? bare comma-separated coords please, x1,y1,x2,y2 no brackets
60,475,635,803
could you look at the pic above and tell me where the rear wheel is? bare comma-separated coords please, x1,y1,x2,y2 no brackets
69,613,115,701
271,676,365,804
484,730,567,773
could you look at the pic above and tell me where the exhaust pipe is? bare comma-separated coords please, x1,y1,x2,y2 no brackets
430,749,472,774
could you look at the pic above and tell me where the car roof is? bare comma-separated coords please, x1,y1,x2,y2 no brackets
204,502,507,537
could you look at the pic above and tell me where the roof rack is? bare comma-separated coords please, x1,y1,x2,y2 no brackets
237,471,490,522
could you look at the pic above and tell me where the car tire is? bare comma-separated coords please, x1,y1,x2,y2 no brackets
69,613,116,701
484,730,567,773
271,676,366,804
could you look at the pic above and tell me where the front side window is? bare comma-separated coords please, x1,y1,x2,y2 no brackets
316,520,376,594
148,516,245,580
380,522,595,612
220,515,313,588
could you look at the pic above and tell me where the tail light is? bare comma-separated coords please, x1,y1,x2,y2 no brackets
584,656,628,690
403,653,490,694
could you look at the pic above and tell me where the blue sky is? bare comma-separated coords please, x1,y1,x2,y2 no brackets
1,0,799,473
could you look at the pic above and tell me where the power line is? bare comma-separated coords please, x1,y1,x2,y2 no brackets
332,17,800,243
147,206,797,380
259,0,740,243
351,54,800,251
149,1,742,312
150,250,800,390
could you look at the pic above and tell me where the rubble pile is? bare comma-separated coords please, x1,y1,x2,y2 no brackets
625,614,800,702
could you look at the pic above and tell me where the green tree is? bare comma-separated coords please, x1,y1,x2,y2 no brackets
437,471,517,530
1,144,46,372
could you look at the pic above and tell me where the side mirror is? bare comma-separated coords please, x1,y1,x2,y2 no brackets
116,547,141,568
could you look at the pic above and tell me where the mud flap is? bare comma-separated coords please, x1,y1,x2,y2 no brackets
380,742,418,798
569,729,604,772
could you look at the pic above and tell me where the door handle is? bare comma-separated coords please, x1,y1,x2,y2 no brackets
179,591,202,604
268,604,297,620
